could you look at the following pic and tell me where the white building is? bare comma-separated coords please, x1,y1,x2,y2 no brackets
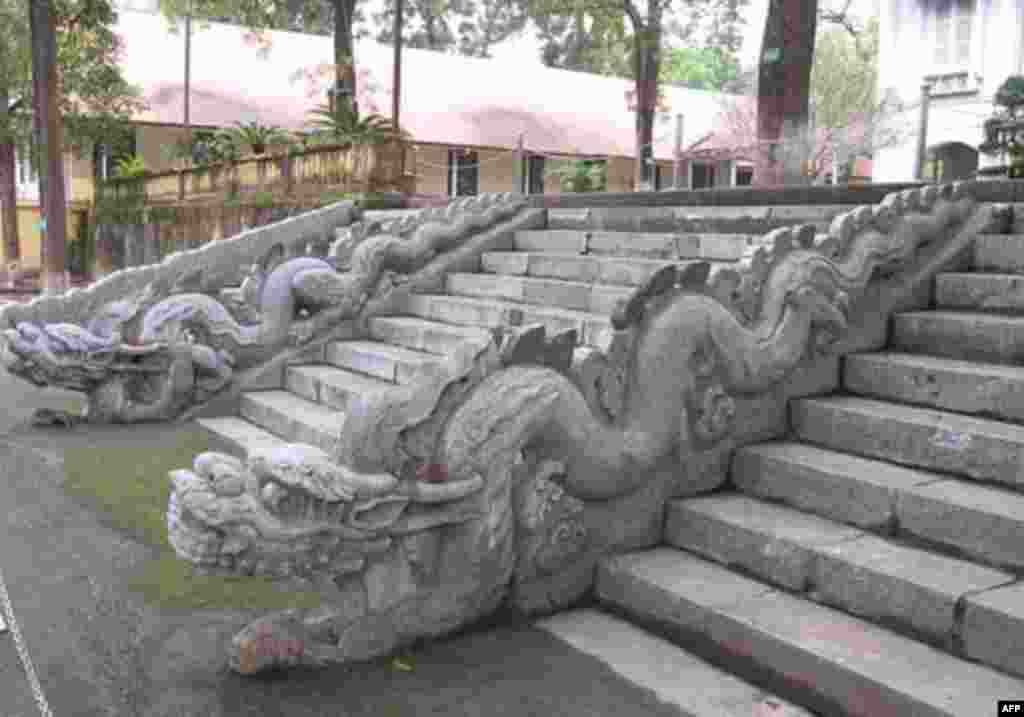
874,0,1024,181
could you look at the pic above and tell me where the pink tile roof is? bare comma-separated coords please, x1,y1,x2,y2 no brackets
115,11,748,162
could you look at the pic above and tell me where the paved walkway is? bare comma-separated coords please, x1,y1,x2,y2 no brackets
0,368,680,717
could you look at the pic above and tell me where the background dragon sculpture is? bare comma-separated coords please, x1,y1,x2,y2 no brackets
166,182,1007,674
0,193,526,423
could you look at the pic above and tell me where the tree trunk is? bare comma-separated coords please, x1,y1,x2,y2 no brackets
755,0,819,186
29,0,67,294
0,83,20,271
332,0,359,116
631,9,662,191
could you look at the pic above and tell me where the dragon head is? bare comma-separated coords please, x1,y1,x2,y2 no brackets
166,443,486,579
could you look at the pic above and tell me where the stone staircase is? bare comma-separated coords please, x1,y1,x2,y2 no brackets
196,196,1024,714
578,213,1024,714
196,202,847,460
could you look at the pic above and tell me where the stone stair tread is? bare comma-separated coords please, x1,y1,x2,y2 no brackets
285,363,396,411
843,351,1024,422
481,251,723,286
666,493,1015,650
239,390,345,456
935,272,1024,312
195,416,286,457
973,234,1024,272
597,548,1024,717
366,315,493,354
792,395,1024,489
513,229,756,261
400,293,613,349
536,609,814,717
445,272,633,314
892,309,1024,364
733,441,1024,572
325,339,447,384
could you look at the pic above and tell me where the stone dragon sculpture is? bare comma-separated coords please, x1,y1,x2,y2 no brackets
0,193,527,423
165,182,1008,674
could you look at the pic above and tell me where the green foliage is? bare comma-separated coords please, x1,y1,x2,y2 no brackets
545,158,607,193
304,102,409,146
222,120,291,154
995,76,1024,109
809,17,879,133
661,46,741,91
113,155,146,179
373,0,529,58
0,0,148,159
251,189,276,208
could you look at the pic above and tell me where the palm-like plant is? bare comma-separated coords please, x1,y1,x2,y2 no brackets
222,121,291,155
304,103,409,147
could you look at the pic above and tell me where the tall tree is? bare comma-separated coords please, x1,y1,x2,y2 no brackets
756,0,818,186
29,0,69,294
0,0,30,268
661,45,740,90
0,0,145,280
372,0,529,57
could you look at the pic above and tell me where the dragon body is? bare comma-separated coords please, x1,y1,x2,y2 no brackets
0,193,526,423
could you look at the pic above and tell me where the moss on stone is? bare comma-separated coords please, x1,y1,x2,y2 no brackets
60,424,322,611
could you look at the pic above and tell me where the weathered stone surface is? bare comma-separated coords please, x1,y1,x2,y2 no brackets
731,442,938,531
843,352,1024,422
962,583,1024,678
667,493,1014,645
792,396,1024,489
597,549,1024,717
325,340,444,384
196,416,287,457
935,272,1024,312
665,494,863,591
892,310,1024,364
482,251,718,286
897,479,1024,571
366,315,491,354
444,272,633,314
400,293,613,349
239,391,343,456
285,365,394,412
811,534,1012,643
973,234,1024,272
537,609,815,717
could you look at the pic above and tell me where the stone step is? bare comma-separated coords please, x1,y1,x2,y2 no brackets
324,339,445,384
665,494,1015,655
399,293,614,350
843,351,1024,423
791,395,1024,491
366,315,492,355
546,205,840,233
935,272,1024,313
536,609,814,717
596,548,1024,717
732,441,1024,571
973,234,1024,273
512,230,754,261
238,390,344,456
445,273,633,315
195,416,286,458
481,251,721,287
285,364,395,413
892,310,1024,364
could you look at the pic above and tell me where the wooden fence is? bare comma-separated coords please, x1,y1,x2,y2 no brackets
99,140,409,203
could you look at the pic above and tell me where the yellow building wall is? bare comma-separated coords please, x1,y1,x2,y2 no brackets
0,202,86,270
409,144,449,196
606,157,635,193
137,124,189,175
478,148,519,194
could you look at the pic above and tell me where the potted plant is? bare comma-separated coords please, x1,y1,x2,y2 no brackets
979,75,1024,178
